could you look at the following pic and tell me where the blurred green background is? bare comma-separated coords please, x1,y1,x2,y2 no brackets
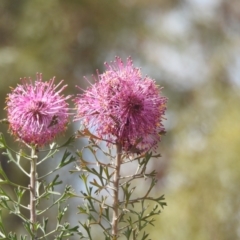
0,0,240,239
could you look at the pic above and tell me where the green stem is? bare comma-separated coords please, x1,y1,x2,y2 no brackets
30,146,38,238
112,143,122,239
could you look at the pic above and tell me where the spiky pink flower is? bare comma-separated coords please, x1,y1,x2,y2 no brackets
6,73,70,146
74,57,167,153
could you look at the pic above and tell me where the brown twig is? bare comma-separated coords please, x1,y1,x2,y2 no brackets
112,143,122,239
30,147,37,238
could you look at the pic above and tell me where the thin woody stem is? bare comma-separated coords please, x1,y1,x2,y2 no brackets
30,146,37,238
112,143,122,239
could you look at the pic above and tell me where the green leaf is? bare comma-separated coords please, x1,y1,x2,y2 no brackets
0,162,10,182
59,135,76,148
57,205,68,223
0,133,7,149
51,174,63,187
43,217,48,233
57,150,76,168
141,231,149,240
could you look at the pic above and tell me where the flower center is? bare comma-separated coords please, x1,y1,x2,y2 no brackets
127,97,142,113
28,100,47,122
123,97,143,127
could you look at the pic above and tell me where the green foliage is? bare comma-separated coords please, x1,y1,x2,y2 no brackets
73,137,166,239
0,133,81,239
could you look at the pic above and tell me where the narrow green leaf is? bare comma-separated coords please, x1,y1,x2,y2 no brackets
57,150,76,168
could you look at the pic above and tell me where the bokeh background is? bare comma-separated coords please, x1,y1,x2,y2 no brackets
0,0,240,239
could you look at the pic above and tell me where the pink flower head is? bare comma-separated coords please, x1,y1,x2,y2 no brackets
6,73,71,146
74,57,167,153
